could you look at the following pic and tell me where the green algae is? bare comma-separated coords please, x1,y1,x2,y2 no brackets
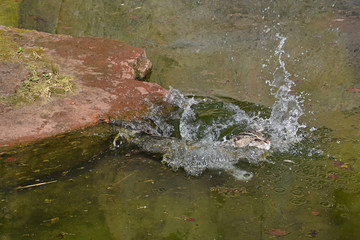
5,64,73,106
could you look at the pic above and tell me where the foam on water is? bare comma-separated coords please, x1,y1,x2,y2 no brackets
161,140,266,181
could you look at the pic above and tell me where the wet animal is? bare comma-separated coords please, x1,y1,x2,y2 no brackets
226,131,271,150
111,124,271,181
113,125,271,151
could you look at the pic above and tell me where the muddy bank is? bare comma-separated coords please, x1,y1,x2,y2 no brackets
0,25,167,147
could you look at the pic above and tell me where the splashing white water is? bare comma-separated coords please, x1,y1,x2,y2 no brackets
161,34,304,178
164,88,261,142
119,34,306,180
145,88,269,180
161,140,265,181
265,34,306,149
164,89,201,141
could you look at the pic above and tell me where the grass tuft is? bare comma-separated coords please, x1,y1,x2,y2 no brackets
0,30,74,106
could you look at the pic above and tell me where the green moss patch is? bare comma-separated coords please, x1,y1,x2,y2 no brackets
0,29,74,106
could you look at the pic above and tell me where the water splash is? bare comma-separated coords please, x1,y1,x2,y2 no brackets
164,88,201,141
116,35,307,180
115,127,268,181
265,33,306,150
161,140,266,181
164,88,264,142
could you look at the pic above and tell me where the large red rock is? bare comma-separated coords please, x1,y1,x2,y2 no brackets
0,25,167,146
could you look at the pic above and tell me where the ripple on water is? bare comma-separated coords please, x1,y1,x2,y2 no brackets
320,201,334,208
273,187,286,193
309,179,329,190
290,187,304,196
289,197,307,206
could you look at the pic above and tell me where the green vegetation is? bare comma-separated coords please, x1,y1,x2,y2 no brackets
0,29,73,106
7,64,73,105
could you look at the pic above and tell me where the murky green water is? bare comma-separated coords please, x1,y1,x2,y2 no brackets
1,0,360,239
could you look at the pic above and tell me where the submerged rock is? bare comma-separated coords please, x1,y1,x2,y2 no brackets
0,25,167,147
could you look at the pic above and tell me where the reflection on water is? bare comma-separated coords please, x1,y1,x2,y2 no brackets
0,0,359,239
1,144,357,239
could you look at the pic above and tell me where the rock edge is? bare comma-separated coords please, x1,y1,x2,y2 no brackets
0,25,168,146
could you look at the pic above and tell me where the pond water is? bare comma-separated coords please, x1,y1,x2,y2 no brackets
1,0,360,239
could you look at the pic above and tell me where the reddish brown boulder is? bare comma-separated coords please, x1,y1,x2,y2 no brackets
0,25,167,146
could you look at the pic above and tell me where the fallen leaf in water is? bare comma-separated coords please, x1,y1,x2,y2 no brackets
331,161,353,170
4,157,18,163
308,229,317,238
56,233,65,239
50,217,59,224
346,88,360,92
185,217,195,222
55,232,75,238
266,229,289,236
340,164,352,170
223,79,230,84
312,210,319,216
327,173,337,179
44,199,53,203
144,179,154,184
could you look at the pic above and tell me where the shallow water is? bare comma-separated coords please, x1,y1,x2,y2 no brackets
1,0,360,239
